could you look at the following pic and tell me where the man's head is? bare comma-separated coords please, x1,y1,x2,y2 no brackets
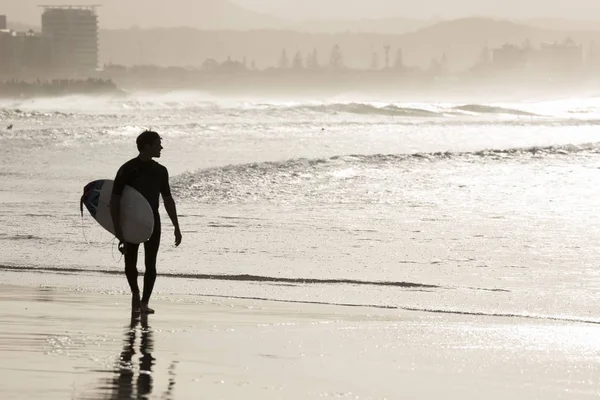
136,130,162,158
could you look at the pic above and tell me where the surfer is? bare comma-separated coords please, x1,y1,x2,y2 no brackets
111,130,182,314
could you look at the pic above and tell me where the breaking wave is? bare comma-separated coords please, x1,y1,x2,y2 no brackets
287,103,440,117
452,104,540,116
0,108,74,120
285,102,544,117
0,100,546,118
171,143,600,204
1,99,594,124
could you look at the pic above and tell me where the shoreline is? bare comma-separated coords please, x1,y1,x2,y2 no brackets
2,263,600,327
2,283,600,399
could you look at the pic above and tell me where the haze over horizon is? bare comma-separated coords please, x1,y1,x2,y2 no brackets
232,0,600,20
4,0,600,29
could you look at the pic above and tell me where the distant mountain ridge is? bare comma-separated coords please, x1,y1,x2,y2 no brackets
3,0,430,34
6,0,600,33
6,9,600,71
98,17,600,71
290,17,431,34
524,18,600,32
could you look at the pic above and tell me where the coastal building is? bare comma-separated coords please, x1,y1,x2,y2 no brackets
0,28,54,75
586,41,600,69
13,31,54,73
535,39,583,72
0,15,11,74
492,44,531,69
490,39,583,75
40,5,99,74
0,29,13,74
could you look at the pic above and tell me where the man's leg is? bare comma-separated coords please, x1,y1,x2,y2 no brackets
124,242,141,311
141,223,160,314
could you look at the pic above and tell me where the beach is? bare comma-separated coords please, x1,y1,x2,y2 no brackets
2,284,600,399
2,93,600,398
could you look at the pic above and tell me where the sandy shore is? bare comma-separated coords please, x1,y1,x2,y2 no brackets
1,283,600,399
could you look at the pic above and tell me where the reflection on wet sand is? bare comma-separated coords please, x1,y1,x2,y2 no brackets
108,314,154,399
97,313,176,400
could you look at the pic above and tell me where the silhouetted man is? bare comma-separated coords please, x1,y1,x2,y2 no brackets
111,130,182,314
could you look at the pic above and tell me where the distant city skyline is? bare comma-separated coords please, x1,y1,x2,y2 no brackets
3,0,600,29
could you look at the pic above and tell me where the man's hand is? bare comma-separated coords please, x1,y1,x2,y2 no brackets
118,240,128,255
174,227,182,247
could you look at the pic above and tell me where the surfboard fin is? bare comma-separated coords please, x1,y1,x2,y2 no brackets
80,194,84,218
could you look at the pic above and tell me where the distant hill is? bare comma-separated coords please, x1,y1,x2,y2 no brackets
291,17,431,34
395,18,556,70
524,18,600,32
98,17,600,70
390,17,600,70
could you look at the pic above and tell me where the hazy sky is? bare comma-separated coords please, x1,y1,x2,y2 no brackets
233,0,600,20
4,0,600,27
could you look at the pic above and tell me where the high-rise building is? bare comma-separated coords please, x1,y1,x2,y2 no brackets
40,5,99,73
0,15,7,30
0,30,13,75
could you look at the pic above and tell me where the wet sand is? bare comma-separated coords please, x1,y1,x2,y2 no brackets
1,284,600,399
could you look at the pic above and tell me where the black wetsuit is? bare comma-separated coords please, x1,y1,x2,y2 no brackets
113,157,171,303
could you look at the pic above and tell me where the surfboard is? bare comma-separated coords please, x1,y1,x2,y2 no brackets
81,179,154,244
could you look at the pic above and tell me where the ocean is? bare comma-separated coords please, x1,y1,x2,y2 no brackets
2,92,600,322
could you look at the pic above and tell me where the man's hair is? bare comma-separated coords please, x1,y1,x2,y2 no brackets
136,130,161,152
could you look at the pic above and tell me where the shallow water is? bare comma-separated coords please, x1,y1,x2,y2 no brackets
2,93,600,323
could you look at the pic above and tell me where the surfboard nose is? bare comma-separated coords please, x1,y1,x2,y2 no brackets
81,180,106,217
83,180,104,195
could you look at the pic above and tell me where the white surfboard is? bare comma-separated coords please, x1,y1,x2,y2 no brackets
81,179,154,244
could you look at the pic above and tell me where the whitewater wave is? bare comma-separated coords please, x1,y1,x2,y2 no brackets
114,100,545,118
239,102,544,118
0,108,74,120
0,100,546,119
171,143,600,204
286,103,441,117
288,102,545,118
0,120,206,142
452,104,541,117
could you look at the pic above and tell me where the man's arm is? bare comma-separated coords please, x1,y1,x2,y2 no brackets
163,195,182,246
160,167,182,246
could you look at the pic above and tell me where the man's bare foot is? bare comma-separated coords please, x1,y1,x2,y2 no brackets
132,292,141,312
140,302,155,314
